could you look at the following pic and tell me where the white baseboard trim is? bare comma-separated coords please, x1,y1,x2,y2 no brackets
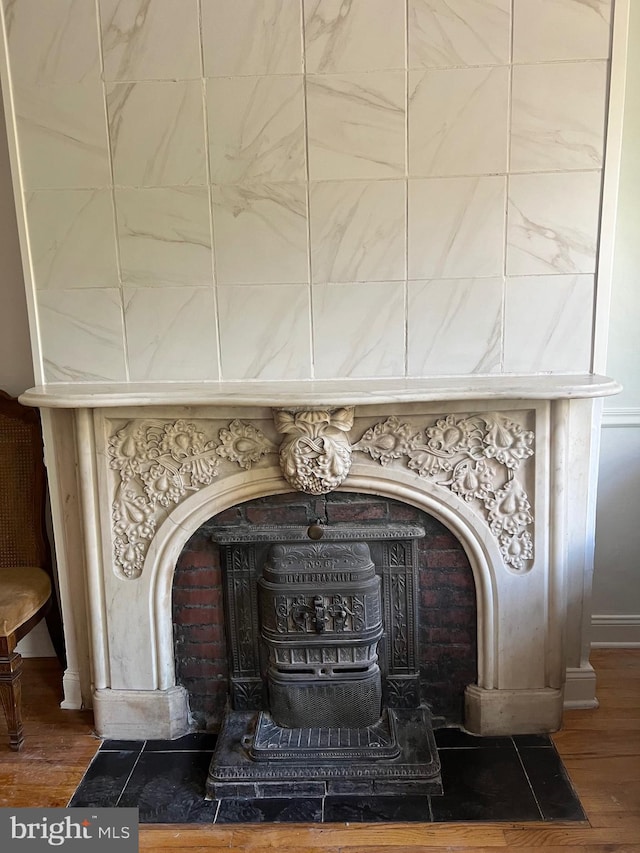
564,664,599,709
601,408,640,428
591,614,640,647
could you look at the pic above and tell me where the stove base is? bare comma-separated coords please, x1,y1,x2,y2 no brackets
206,708,443,799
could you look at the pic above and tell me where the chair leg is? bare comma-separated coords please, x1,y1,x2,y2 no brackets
0,651,24,751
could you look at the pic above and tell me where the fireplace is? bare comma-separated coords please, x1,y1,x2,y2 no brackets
0,0,624,757
18,378,620,743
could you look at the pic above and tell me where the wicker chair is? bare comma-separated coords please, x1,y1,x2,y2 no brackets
0,390,64,749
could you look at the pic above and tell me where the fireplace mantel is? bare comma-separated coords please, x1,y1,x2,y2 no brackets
20,374,621,409
25,375,619,740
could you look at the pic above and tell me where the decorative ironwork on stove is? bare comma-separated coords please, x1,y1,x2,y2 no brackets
259,540,383,729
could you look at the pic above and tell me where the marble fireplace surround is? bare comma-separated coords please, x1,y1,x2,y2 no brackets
21,374,620,741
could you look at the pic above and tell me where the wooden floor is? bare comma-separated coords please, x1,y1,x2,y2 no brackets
0,649,638,852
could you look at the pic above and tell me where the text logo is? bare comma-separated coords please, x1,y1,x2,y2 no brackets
0,808,138,851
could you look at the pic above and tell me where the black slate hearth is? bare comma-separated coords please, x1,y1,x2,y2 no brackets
68,728,586,825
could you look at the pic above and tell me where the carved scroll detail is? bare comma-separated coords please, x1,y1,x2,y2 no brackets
353,413,535,572
108,419,275,579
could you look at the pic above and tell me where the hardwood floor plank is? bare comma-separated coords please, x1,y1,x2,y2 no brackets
229,824,508,848
504,828,640,846
562,756,640,784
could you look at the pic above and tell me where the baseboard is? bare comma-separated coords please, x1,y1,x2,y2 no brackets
601,408,640,428
564,664,599,710
591,614,640,647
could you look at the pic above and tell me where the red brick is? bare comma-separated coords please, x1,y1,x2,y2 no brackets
179,660,228,680
425,550,471,569
245,505,309,524
175,605,222,627
177,641,227,661
211,506,244,524
174,567,222,588
326,502,388,522
386,502,421,522
181,623,226,644
173,587,223,608
424,533,460,550
420,589,440,608
176,547,221,571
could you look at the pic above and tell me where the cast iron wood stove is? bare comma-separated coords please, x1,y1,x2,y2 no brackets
206,523,442,799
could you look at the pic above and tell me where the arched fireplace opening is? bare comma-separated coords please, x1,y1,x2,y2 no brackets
172,491,477,733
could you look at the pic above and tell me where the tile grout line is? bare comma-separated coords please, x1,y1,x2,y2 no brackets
300,0,315,380
197,0,223,382
512,737,546,822
94,0,130,382
404,0,410,378
114,741,146,808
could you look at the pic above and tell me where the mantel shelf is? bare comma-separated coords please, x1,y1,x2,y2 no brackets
20,374,621,409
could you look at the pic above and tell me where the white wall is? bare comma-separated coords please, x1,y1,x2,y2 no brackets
591,0,640,645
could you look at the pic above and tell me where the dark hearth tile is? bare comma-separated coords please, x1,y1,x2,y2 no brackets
143,732,218,752
68,750,140,807
215,797,323,824
517,746,586,821
117,750,218,823
324,795,432,823
100,740,144,753
434,727,513,749
431,748,542,822
513,733,553,748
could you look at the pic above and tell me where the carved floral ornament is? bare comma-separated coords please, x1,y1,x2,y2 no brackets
107,409,535,579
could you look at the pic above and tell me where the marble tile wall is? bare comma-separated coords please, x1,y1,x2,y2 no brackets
1,0,613,383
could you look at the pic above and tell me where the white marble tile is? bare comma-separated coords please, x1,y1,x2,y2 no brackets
313,282,405,378
14,82,111,189
407,278,502,376
201,0,303,76
307,72,405,180
408,176,506,279
513,0,612,62
503,275,594,373
27,190,118,290
511,62,607,173
124,286,219,380
304,0,405,73
115,188,212,286
309,180,405,283
37,288,127,381
409,0,511,68
207,76,305,184
2,0,100,84
409,66,508,177
107,81,206,187
507,171,601,275
218,284,311,380
99,0,201,81
212,183,309,284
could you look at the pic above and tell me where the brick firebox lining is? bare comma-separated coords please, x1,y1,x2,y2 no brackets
173,493,478,731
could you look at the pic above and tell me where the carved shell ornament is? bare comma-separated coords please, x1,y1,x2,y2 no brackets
274,407,354,495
